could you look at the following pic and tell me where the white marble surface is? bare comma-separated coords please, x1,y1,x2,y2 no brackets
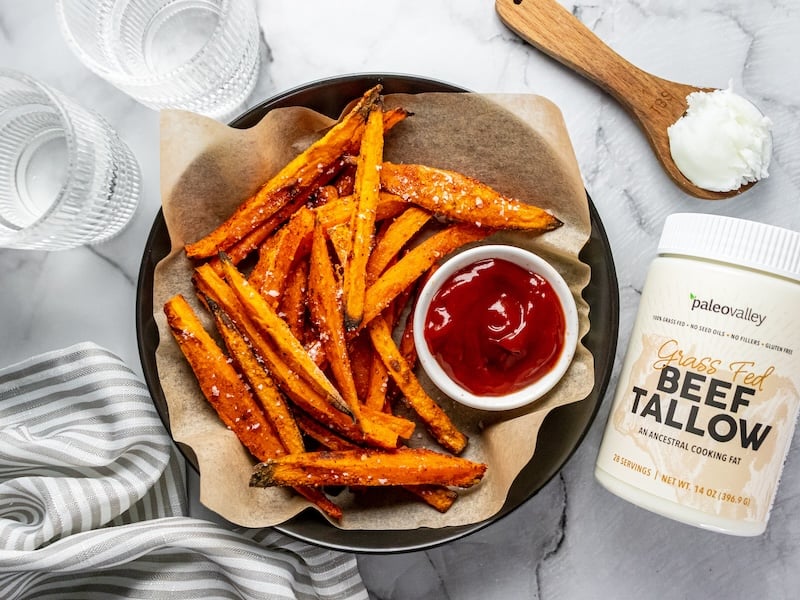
2,1,799,598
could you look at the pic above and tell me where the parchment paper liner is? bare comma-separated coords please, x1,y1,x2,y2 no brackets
155,91,594,529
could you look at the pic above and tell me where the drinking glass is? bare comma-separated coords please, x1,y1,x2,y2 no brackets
55,0,262,120
0,70,141,251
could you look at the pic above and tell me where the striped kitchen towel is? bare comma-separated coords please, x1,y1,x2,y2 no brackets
0,342,367,599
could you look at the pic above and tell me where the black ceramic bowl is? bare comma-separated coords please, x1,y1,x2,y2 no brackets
136,73,619,553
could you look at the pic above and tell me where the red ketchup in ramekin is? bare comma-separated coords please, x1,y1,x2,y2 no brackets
422,257,566,396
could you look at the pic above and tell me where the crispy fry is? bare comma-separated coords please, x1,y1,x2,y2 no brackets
361,222,491,329
204,186,304,269
278,255,309,342
382,106,411,131
332,164,356,197
308,220,360,413
364,281,416,412
184,86,382,259
207,297,305,455
404,485,459,513
326,222,351,266
249,206,314,301
292,487,344,521
218,254,345,410
343,100,385,330
296,408,414,449
364,352,390,412
245,220,283,290
366,206,431,285
380,162,563,232
163,294,286,461
311,184,340,207
195,262,411,449
347,331,374,401
192,263,350,417
164,295,342,521
295,411,354,451
361,405,416,440
315,191,407,230
250,447,486,489
295,413,456,513
369,314,468,455
193,264,406,448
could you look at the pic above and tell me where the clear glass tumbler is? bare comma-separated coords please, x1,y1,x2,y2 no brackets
0,70,141,251
55,0,262,120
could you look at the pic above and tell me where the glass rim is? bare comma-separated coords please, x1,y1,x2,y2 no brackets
54,0,254,89
0,68,78,232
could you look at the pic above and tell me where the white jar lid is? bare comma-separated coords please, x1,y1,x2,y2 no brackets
658,213,800,283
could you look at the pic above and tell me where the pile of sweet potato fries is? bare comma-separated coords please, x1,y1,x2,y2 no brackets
163,85,562,520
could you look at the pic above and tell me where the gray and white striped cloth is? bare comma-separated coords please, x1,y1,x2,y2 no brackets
0,343,367,599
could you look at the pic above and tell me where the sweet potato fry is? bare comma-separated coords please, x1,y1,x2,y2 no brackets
366,206,431,285
382,106,411,131
315,192,407,230
294,413,457,513
196,263,412,449
332,164,356,197
184,85,383,260
361,222,491,329
308,219,361,413
165,295,343,521
380,162,563,232
295,411,354,451
364,353,390,412
207,298,344,519
163,294,285,460
311,184,340,207
218,253,346,410
249,206,314,302
343,100,385,330
347,331,374,401
278,255,309,342
295,409,411,451
204,185,305,269
207,298,305,455
363,283,415,412
361,405,416,440
192,263,351,419
369,314,468,455
292,487,344,521
404,485,459,513
250,447,486,489
275,366,408,449
326,222,351,267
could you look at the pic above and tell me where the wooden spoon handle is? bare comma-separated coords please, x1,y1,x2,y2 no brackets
495,0,696,121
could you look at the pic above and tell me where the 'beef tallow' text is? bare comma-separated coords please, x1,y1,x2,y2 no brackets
629,365,772,451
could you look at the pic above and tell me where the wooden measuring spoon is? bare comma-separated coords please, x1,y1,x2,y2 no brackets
496,0,754,200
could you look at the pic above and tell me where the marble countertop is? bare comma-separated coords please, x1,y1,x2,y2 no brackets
2,1,799,598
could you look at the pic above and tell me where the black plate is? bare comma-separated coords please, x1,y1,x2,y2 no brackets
136,73,619,553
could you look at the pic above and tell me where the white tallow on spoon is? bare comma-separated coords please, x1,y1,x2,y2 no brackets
495,0,756,200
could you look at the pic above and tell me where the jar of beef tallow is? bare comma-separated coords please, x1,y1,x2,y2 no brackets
595,213,800,536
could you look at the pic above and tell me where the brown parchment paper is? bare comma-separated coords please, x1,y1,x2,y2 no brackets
154,92,594,530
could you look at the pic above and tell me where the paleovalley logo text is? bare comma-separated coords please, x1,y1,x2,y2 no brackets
689,293,766,327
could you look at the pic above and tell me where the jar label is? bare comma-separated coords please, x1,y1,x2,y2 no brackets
596,261,800,526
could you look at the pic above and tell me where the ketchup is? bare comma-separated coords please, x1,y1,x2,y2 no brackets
423,257,566,396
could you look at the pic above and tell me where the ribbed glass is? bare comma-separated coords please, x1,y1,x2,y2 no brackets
0,70,140,250
55,0,261,120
